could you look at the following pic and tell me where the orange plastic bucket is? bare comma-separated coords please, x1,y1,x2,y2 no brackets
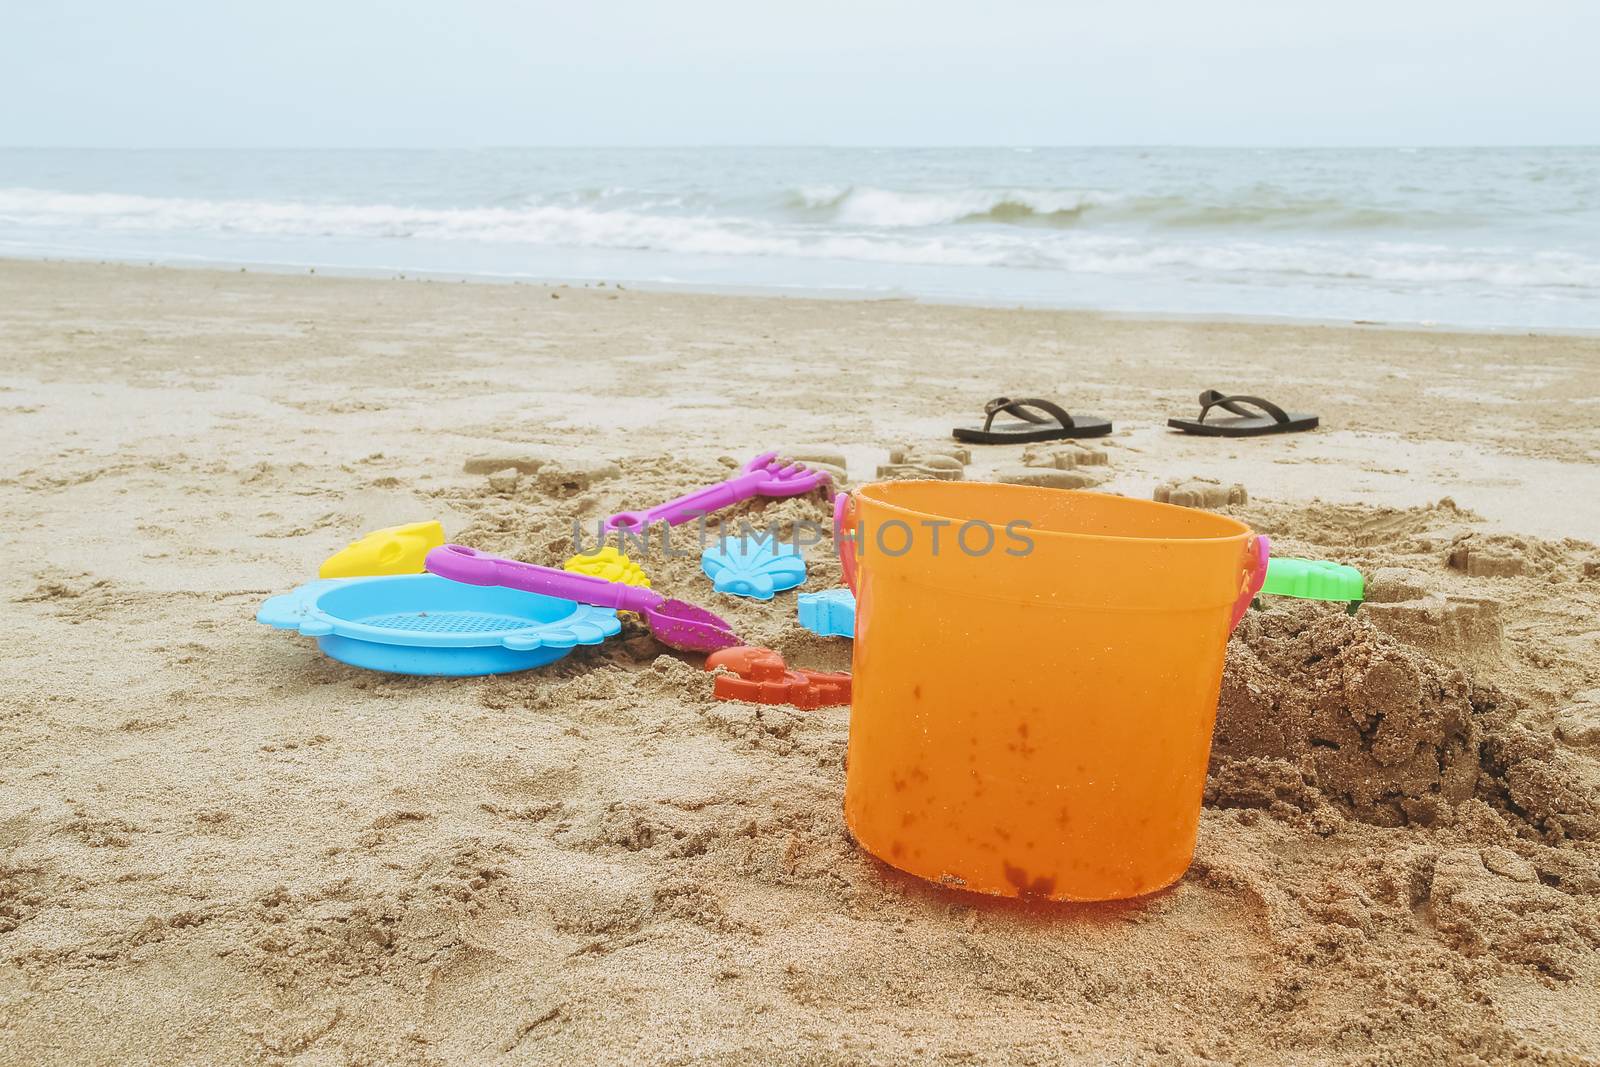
838,482,1266,902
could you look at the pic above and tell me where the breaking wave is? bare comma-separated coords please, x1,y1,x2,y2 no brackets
2,186,1595,292
788,185,1103,227
785,184,1482,231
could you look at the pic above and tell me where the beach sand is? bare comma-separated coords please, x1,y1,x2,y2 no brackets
2,259,1598,1065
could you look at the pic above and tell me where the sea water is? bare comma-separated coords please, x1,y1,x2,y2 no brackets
1,146,1596,329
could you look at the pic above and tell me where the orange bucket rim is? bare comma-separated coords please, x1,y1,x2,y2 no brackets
851,480,1254,547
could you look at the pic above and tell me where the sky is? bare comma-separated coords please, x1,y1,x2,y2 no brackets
4,0,1598,147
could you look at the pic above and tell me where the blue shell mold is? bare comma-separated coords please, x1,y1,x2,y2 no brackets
257,574,621,676
797,588,856,638
700,535,807,600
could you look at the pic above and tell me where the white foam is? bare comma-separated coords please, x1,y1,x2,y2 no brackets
2,185,1597,294
825,186,1105,227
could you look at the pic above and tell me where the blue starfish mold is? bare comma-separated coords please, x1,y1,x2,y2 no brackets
797,588,856,638
701,535,807,600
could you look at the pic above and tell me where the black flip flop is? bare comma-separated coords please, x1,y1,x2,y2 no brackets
1167,390,1319,437
953,397,1113,444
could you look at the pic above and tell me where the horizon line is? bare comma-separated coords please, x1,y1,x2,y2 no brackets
3,143,1598,152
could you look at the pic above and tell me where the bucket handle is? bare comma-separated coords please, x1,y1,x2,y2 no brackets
1231,534,1271,631
834,491,858,595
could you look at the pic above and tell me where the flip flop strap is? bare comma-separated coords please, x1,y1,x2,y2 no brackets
981,396,1076,432
1197,391,1289,424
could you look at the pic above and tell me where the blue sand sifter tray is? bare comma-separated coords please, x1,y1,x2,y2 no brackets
257,574,621,676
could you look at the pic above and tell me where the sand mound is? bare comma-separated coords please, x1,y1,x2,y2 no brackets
1154,477,1248,509
1446,531,1600,580
1362,566,1506,670
1213,605,1600,844
990,463,1100,489
1242,497,1479,556
1212,606,1480,826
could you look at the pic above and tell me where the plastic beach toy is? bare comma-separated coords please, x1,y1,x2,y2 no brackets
798,588,856,638
604,452,832,533
706,647,851,709
564,547,651,588
701,536,806,600
837,481,1267,902
319,521,445,579
426,545,740,653
1259,557,1364,613
256,574,620,676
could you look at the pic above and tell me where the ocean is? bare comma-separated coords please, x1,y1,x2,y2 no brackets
2,147,1597,329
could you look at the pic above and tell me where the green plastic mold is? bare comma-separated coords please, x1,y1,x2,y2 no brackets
1258,557,1365,613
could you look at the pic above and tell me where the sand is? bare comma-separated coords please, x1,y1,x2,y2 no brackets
2,259,1599,1065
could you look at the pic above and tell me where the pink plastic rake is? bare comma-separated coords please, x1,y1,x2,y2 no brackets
604,451,832,534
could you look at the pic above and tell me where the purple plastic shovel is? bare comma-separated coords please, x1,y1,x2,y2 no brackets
425,544,741,653
604,451,833,534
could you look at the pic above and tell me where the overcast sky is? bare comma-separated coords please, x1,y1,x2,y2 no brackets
5,0,1597,147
